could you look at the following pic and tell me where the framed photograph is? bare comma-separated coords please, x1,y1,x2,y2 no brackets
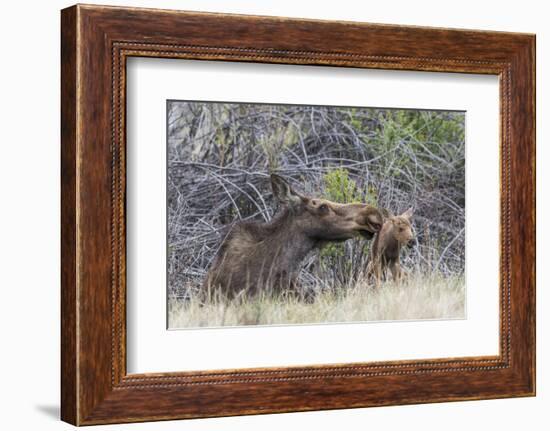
61,4,535,425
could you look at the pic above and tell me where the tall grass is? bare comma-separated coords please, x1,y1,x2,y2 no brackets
168,272,465,329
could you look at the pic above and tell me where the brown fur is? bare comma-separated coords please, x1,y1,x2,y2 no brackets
367,208,414,287
204,174,384,299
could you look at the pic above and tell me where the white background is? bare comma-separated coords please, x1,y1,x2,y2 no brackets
127,59,499,373
0,0,547,430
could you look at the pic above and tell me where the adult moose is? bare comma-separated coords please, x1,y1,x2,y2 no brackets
367,208,414,287
204,174,384,299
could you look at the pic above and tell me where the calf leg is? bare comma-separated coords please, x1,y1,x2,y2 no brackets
366,258,382,288
375,262,383,288
389,260,402,284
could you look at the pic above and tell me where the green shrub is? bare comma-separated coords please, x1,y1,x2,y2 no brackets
319,169,378,279
323,168,363,204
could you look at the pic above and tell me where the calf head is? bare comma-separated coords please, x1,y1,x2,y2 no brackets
386,208,415,245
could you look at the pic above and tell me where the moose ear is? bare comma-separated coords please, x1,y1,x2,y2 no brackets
270,174,302,207
401,207,414,219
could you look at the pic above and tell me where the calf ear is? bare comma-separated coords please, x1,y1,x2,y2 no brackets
401,207,414,219
270,174,302,207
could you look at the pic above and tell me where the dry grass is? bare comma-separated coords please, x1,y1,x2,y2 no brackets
168,272,465,329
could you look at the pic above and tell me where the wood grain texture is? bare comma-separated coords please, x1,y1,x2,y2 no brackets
60,5,78,425
60,4,535,425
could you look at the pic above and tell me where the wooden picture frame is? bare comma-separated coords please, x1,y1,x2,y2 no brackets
61,4,535,425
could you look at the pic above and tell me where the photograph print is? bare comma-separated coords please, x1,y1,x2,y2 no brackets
167,100,466,329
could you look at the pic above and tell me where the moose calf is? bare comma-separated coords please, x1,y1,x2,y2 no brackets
367,208,414,287
204,174,384,299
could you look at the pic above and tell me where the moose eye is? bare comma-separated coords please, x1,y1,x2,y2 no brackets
318,204,329,214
